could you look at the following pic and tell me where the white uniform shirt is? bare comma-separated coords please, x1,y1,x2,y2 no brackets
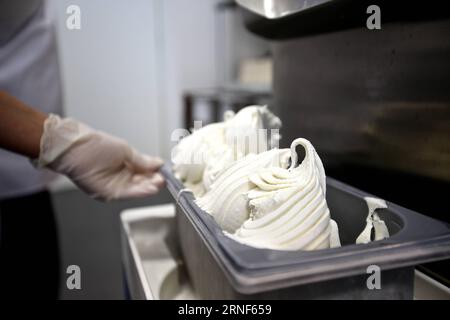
0,1,63,199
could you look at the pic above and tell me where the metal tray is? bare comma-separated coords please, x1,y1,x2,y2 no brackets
120,204,196,300
161,165,450,299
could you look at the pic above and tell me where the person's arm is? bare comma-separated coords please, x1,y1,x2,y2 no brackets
0,91,47,158
0,90,165,201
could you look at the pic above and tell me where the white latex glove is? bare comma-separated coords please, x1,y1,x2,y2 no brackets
35,114,165,201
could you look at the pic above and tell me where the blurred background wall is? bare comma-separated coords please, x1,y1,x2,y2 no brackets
48,0,220,161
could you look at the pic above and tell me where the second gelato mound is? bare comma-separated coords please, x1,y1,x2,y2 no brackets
172,106,281,197
197,138,341,251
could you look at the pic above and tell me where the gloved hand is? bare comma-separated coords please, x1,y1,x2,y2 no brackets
35,114,165,201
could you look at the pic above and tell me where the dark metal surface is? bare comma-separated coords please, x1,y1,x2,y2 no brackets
240,0,450,40
271,19,450,224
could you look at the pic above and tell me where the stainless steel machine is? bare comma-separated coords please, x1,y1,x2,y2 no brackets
238,0,450,285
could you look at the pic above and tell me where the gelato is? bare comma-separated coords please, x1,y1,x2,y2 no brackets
172,106,281,196
356,197,390,244
198,138,341,251
196,148,291,233
173,105,388,252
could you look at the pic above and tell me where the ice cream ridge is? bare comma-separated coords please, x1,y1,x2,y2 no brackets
197,138,341,251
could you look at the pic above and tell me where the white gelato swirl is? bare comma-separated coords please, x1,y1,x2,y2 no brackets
197,148,291,233
172,106,281,196
172,122,225,185
199,138,341,251
233,138,339,250
356,197,389,244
